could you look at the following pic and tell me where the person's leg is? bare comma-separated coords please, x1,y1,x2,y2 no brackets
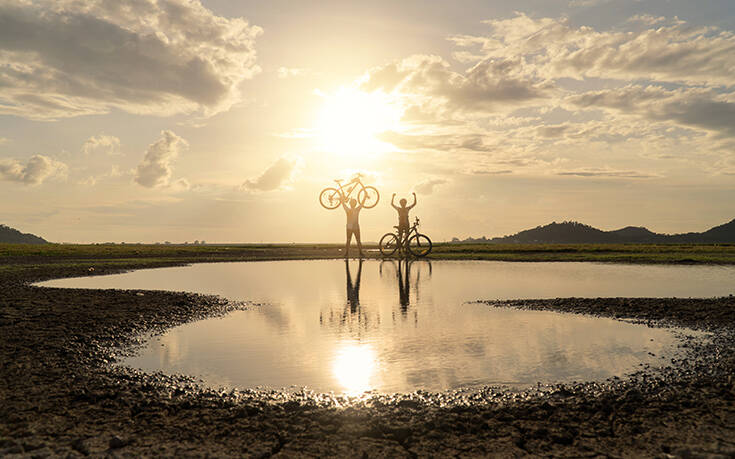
345,228,352,258
398,227,407,252
355,227,363,258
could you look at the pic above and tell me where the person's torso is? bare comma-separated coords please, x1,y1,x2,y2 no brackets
346,207,360,227
397,207,410,227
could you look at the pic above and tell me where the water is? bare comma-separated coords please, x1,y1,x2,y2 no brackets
40,260,725,394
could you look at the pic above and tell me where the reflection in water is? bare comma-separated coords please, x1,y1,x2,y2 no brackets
39,260,710,393
346,259,362,313
321,260,375,338
333,343,377,394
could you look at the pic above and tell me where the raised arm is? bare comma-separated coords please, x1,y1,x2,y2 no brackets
408,192,417,210
340,194,349,211
391,193,399,210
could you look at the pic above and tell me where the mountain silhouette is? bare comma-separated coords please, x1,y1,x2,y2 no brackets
0,224,48,244
455,219,735,244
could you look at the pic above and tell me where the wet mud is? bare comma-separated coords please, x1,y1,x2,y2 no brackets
1,261,735,457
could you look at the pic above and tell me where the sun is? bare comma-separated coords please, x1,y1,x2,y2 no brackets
315,87,402,158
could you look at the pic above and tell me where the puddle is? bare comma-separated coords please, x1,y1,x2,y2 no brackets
40,260,725,393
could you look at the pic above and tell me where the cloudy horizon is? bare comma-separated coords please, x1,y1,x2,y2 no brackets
2,0,735,243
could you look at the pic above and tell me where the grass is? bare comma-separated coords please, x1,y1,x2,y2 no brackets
3,242,735,271
430,243,735,263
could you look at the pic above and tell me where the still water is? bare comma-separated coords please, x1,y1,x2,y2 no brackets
40,260,726,393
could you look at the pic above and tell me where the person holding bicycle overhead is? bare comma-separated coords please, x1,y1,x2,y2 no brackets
342,196,364,258
391,192,417,244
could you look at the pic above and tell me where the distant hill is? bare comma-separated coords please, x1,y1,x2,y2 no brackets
0,224,48,244
454,219,735,244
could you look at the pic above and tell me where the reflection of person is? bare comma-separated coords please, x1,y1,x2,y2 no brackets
345,259,363,313
342,197,364,258
397,259,410,315
391,192,416,243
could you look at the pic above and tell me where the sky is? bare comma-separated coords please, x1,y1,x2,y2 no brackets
1,0,735,243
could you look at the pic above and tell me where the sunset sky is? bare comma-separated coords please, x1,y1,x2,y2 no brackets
1,0,735,243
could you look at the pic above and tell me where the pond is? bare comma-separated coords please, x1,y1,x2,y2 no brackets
40,260,726,394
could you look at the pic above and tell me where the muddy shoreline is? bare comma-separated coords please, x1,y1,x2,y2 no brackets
2,259,735,457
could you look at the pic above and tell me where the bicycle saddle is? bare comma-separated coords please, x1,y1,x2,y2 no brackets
334,179,343,183
393,226,401,229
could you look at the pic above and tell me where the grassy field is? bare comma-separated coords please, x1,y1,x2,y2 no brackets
3,242,735,271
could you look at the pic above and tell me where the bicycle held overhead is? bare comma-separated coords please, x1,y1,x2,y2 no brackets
319,173,380,210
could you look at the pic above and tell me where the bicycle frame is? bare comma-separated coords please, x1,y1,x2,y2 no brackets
396,222,419,249
333,178,362,202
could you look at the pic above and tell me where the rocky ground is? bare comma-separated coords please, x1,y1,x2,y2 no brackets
1,259,735,457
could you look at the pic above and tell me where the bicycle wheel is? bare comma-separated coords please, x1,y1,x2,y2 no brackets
379,233,399,257
407,233,432,257
319,187,341,209
357,186,380,209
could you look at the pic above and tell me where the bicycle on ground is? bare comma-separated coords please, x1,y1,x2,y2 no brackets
379,216,432,257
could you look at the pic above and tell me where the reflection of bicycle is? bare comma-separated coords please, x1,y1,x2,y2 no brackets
379,217,432,257
319,174,380,210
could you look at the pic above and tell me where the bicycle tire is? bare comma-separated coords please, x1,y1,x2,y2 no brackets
379,233,399,257
358,186,380,209
319,187,341,210
407,233,432,257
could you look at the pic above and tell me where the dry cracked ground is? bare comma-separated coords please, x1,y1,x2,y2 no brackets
2,258,735,457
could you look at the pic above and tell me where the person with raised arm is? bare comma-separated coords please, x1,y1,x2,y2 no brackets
391,192,417,245
342,196,364,258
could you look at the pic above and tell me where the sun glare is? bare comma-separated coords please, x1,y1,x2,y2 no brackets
332,343,377,394
315,88,402,158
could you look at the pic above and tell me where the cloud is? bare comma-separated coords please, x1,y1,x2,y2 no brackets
77,165,122,186
471,169,513,175
134,130,188,188
569,86,735,138
82,134,120,155
0,155,68,185
0,0,262,120
556,167,660,179
241,156,302,192
567,0,612,7
379,131,495,153
414,178,448,195
361,54,552,114
457,13,735,87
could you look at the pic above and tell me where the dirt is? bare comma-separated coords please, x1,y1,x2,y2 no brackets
2,260,735,457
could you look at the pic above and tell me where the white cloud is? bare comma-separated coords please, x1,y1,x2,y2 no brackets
241,156,303,192
134,130,188,188
458,13,735,87
414,178,448,195
0,0,262,120
0,155,68,185
82,134,120,155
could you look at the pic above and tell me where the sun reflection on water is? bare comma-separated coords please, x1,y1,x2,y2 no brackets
332,343,377,394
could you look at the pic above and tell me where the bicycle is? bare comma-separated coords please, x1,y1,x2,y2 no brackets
319,174,380,210
379,216,432,257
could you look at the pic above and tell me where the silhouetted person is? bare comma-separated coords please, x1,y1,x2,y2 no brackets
342,197,364,258
345,259,363,313
391,192,416,244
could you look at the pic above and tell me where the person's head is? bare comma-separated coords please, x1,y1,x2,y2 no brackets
399,198,407,207
350,198,358,208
